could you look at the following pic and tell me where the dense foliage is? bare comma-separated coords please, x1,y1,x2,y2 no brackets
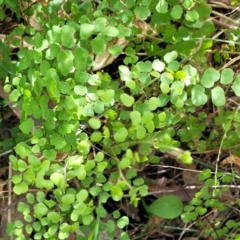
1,0,240,239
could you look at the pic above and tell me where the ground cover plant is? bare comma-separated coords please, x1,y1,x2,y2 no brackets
1,0,240,239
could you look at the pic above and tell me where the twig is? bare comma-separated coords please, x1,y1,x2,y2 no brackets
8,162,12,232
212,10,240,26
219,55,240,71
211,18,238,30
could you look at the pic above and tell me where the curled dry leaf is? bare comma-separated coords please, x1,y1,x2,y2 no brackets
93,19,157,71
92,37,129,71
221,154,240,171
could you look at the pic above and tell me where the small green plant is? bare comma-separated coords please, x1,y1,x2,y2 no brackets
181,169,240,239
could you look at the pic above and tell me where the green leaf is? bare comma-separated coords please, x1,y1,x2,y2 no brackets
90,132,102,142
134,6,150,19
47,212,61,223
48,225,58,235
171,5,183,20
33,32,43,48
50,173,66,190
17,201,29,213
91,37,106,55
13,181,29,195
147,195,183,219
148,97,159,110
100,89,115,103
12,175,22,184
73,47,88,71
198,169,211,180
211,87,226,107
57,50,74,76
46,43,61,60
136,126,146,139
164,51,178,63
82,214,94,225
156,0,168,13
19,118,34,134
201,68,220,88
9,89,21,102
15,142,32,158
97,162,108,172
177,151,193,164
130,111,142,125
119,65,132,81
221,68,234,84
94,17,107,32
61,25,75,48
76,165,87,180
17,159,28,171
191,85,208,106
50,133,66,149
47,26,61,43
111,186,123,201
160,82,170,94
61,194,75,205
76,189,89,202
231,75,240,96
102,26,119,37
80,24,94,39
26,193,35,204
186,10,199,21
152,59,165,72
84,160,96,171
114,127,128,142
119,158,131,169
108,45,122,56
117,216,129,229
137,61,152,72
120,93,135,107
34,203,48,218
88,118,101,129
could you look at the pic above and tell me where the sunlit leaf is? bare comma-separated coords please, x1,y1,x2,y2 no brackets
50,172,66,190
191,84,208,106
211,87,226,107
171,5,183,19
114,127,128,142
156,0,168,13
201,68,220,88
134,6,151,19
19,118,34,134
61,25,75,48
152,59,165,72
148,97,159,110
164,51,178,63
94,17,107,32
102,26,119,37
91,37,106,55
130,111,142,125
50,133,66,149
120,93,135,107
80,24,94,39
88,118,101,129
13,181,28,195
221,68,234,85
186,10,199,21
